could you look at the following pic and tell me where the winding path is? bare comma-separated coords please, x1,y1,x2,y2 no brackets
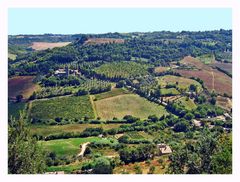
77,142,90,157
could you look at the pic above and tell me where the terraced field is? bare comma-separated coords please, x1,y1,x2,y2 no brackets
94,94,168,120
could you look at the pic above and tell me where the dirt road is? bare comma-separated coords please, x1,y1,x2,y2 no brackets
77,142,90,157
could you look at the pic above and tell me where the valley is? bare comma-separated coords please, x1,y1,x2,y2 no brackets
8,30,232,174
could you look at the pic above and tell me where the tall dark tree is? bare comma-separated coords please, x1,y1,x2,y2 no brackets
8,114,46,174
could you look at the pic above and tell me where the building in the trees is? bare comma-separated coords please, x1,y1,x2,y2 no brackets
157,143,172,155
54,66,81,77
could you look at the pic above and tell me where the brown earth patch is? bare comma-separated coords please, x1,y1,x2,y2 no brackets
175,56,232,96
31,42,71,50
84,38,124,45
8,76,40,99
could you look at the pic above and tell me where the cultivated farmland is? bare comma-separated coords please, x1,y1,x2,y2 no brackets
8,76,40,99
30,95,95,120
94,94,168,120
157,75,203,92
175,56,232,96
94,62,148,79
30,123,123,137
30,42,71,50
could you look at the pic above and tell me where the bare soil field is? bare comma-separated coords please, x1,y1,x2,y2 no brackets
30,42,71,50
84,38,124,45
216,96,232,111
175,56,232,96
212,62,232,74
8,76,40,99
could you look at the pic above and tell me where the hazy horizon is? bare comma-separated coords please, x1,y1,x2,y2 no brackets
8,28,232,36
9,8,231,35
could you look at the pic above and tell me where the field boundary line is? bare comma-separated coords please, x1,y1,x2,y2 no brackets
89,95,98,119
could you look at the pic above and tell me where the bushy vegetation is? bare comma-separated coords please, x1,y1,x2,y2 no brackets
8,115,46,174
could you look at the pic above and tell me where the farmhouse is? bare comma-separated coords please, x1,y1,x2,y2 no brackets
157,143,172,155
54,66,81,77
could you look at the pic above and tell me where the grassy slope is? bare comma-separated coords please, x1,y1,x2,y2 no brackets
30,123,123,137
30,95,95,120
95,94,168,120
157,75,203,92
176,96,197,110
160,88,180,95
39,137,101,157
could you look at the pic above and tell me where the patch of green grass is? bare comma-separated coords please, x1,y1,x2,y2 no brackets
95,94,168,120
160,88,180,96
176,96,197,110
8,102,26,119
39,137,102,157
197,54,215,64
93,88,130,101
157,75,203,93
30,95,95,120
126,131,144,139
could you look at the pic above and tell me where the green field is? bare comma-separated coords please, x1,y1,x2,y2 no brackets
47,163,82,173
176,96,197,110
95,94,168,120
30,95,95,120
94,62,148,79
39,137,101,157
8,102,26,119
157,75,203,92
197,54,215,64
93,88,130,101
30,123,123,137
126,131,145,139
160,88,180,96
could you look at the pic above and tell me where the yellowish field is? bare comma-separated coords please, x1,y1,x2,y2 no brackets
157,75,203,92
94,94,168,120
30,123,123,136
30,42,71,50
